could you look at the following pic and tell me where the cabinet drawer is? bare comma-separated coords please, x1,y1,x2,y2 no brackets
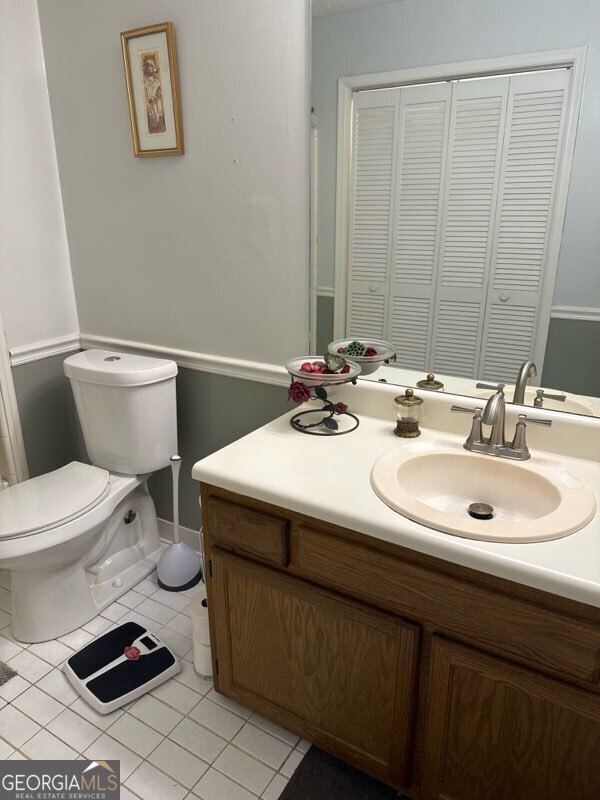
206,497,289,567
293,525,600,686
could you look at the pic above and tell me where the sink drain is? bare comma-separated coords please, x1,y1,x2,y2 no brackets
468,502,494,520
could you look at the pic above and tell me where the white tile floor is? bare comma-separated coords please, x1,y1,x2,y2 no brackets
0,569,308,799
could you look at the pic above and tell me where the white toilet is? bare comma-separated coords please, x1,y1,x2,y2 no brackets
0,349,178,643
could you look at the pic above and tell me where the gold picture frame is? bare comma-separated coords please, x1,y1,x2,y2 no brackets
121,22,184,157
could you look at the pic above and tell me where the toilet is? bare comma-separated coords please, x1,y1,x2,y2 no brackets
0,349,178,643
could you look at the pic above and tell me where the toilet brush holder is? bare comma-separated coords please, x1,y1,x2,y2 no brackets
157,455,203,592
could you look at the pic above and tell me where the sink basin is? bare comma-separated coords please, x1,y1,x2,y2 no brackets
473,385,595,416
371,444,596,542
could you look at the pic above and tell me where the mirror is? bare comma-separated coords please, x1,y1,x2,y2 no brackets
311,0,600,416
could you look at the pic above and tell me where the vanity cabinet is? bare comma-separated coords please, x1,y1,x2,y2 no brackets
422,637,600,800
200,484,600,799
210,549,419,786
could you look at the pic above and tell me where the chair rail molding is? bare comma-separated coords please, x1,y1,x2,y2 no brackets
550,306,600,323
9,333,81,366
79,334,289,387
317,286,335,298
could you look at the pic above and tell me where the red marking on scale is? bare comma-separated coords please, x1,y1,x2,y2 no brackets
124,646,141,660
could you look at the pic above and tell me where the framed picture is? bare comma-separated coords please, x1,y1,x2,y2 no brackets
121,22,184,157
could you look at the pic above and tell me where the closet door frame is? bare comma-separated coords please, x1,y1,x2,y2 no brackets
333,48,587,373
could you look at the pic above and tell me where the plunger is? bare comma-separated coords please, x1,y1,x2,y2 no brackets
157,455,203,591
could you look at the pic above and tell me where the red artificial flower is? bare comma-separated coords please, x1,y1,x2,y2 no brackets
288,381,311,404
334,402,348,414
364,347,378,357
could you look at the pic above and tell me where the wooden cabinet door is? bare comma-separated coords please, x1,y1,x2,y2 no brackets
422,637,600,800
210,548,420,788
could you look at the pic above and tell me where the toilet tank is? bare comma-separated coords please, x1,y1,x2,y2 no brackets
64,349,178,474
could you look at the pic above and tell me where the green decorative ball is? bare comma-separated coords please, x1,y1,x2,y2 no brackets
344,340,366,357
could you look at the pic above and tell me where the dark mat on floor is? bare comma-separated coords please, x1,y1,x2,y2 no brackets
0,661,17,686
279,747,411,800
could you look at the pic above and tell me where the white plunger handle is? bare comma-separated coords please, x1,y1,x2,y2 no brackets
170,455,182,544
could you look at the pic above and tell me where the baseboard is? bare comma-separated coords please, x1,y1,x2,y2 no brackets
157,518,202,553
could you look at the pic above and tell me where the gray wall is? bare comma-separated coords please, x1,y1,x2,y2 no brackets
12,352,85,478
542,318,600,397
316,295,334,357
37,0,310,365
312,0,600,309
148,369,290,530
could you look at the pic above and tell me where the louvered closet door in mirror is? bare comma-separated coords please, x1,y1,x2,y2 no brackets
387,83,452,371
430,77,508,378
344,68,572,379
480,69,571,383
346,89,400,339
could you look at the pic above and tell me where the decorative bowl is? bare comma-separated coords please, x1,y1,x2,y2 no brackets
328,339,396,376
286,356,361,387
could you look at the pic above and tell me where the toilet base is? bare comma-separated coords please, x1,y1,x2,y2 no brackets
9,482,163,643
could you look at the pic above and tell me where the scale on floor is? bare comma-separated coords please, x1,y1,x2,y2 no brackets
63,621,181,714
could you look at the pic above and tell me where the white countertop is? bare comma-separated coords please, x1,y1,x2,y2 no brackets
192,384,600,609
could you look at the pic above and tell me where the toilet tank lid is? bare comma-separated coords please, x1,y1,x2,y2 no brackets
64,349,177,387
0,462,110,540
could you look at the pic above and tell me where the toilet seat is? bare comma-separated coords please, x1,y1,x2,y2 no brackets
0,462,110,541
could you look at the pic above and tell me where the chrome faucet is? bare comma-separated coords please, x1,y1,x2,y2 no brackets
481,385,506,449
513,361,537,405
452,384,552,460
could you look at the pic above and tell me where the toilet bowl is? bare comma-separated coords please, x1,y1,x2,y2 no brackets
0,349,178,643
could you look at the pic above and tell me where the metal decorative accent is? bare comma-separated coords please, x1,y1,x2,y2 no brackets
394,418,420,438
286,352,360,436
290,408,360,436
417,373,444,391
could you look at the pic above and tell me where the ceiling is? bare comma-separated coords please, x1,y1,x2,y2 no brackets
312,0,406,17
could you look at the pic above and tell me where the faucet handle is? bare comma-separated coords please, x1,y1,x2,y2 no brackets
524,416,553,427
451,405,483,414
533,389,567,408
476,382,506,394
451,406,484,447
475,382,504,391
511,413,530,457
510,413,552,459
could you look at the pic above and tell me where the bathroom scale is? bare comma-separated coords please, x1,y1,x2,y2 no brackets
63,621,181,714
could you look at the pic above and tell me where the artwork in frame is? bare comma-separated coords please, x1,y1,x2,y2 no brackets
121,22,184,157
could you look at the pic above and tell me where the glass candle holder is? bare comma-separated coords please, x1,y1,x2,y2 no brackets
394,388,423,438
